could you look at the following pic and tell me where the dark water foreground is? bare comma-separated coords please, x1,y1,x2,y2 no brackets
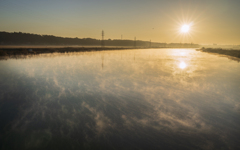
0,49,240,150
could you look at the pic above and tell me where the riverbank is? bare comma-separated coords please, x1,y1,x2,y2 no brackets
0,47,141,57
196,48,240,60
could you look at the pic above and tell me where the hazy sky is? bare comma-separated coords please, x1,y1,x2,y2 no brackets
1,0,240,44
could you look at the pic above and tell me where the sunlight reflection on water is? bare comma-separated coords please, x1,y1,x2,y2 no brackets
179,61,187,69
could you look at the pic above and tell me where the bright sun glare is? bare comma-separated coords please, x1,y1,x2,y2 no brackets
179,61,187,69
181,24,190,33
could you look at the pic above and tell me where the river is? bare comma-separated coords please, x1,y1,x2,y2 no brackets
0,48,239,150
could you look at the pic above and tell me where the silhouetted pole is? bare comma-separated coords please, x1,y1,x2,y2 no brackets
134,37,136,48
101,30,104,47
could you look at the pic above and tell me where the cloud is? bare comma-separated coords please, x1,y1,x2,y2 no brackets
82,102,113,133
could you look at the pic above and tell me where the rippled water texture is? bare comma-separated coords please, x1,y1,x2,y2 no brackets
0,49,240,150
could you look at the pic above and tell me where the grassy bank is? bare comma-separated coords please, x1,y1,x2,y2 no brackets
196,48,240,59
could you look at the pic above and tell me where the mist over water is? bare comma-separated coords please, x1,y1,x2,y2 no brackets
0,49,240,150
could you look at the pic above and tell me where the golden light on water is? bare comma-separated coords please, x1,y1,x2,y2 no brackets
180,52,186,56
179,61,187,69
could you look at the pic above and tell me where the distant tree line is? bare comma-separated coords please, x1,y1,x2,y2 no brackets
0,31,199,48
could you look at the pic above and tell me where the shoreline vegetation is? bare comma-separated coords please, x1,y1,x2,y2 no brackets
0,31,199,48
197,47,240,61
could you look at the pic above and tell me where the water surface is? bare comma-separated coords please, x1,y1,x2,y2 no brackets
0,49,240,150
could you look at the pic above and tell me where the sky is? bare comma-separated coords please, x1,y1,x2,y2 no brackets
0,0,240,44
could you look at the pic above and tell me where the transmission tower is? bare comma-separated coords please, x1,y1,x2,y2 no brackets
101,30,104,47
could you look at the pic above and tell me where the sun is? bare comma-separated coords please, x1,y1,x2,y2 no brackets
181,24,190,33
